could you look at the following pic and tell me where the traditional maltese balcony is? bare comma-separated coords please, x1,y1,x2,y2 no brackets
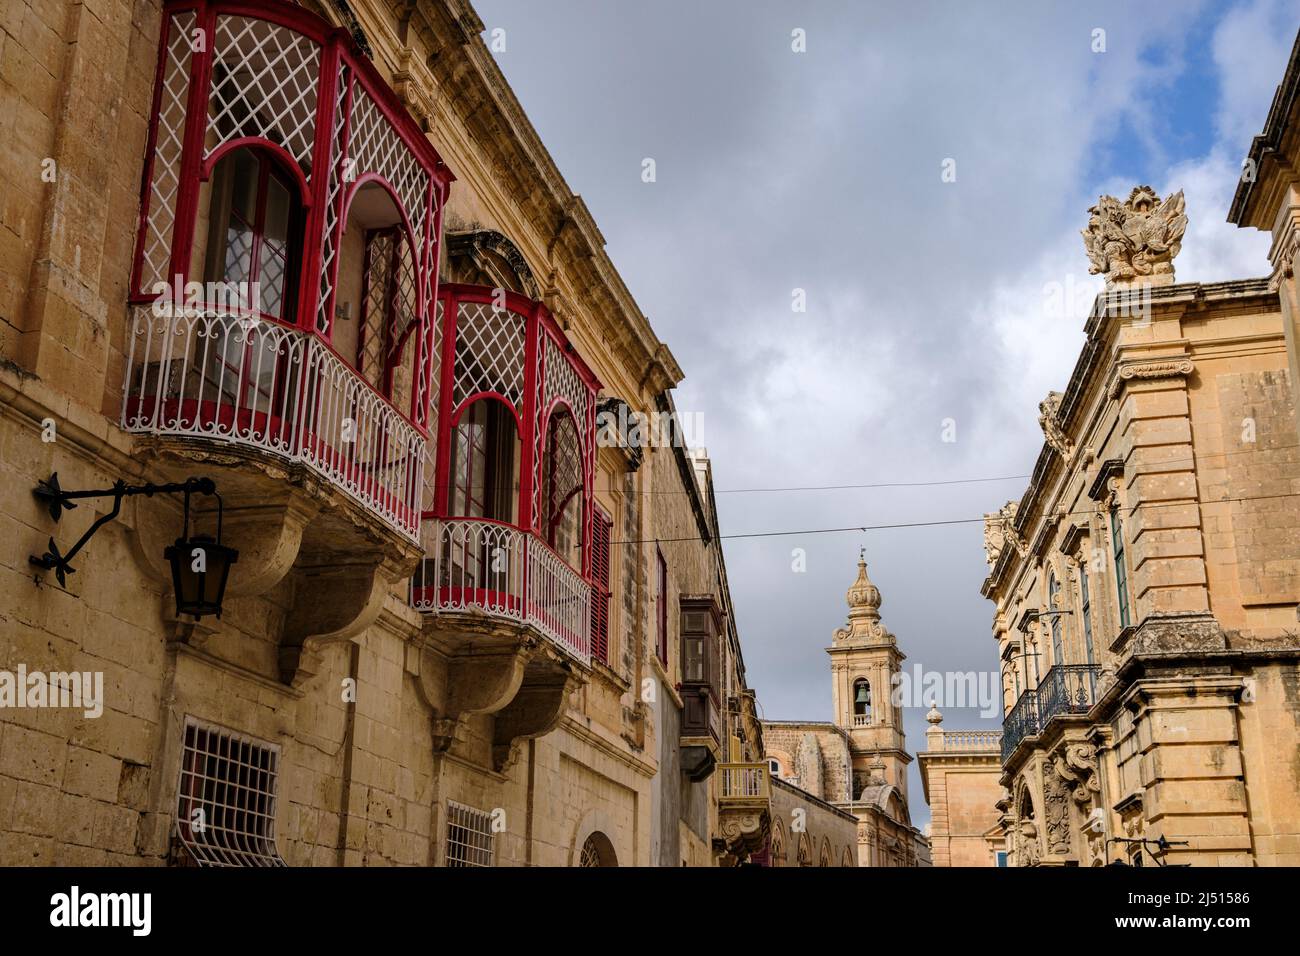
404,285,602,771
123,0,451,548
410,285,602,668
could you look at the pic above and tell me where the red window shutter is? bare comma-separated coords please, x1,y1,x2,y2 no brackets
590,504,612,664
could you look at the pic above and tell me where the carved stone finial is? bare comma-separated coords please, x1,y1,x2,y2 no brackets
925,703,943,725
846,555,882,621
1081,185,1187,287
867,754,887,786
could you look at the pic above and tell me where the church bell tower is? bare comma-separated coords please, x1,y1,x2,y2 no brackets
828,552,911,801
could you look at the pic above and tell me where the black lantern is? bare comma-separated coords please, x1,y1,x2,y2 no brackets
31,473,237,619
163,483,238,619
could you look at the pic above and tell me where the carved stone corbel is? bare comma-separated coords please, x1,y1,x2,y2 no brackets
278,552,400,686
407,638,534,756
491,658,580,772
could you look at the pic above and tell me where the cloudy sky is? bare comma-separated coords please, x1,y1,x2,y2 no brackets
474,0,1297,824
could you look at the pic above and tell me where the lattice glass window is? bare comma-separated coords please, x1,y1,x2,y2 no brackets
139,10,197,292
175,717,286,867
207,16,321,173
453,301,525,409
445,801,494,867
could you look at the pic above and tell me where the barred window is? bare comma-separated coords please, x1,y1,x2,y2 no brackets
175,717,285,867
446,801,494,867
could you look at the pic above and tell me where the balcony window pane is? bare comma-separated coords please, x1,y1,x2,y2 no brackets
448,399,518,524
1110,508,1131,628
1080,566,1095,665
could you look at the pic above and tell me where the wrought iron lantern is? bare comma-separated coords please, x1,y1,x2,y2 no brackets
163,482,238,619
31,473,237,619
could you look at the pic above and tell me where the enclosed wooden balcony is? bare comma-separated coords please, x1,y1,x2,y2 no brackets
122,0,451,543
410,284,601,667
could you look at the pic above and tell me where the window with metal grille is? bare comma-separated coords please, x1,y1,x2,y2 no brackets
590,503,613,664
656,548,668,666
174,717,285,867
445,801,494,867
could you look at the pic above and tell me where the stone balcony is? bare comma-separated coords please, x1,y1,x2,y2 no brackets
715,762,773,863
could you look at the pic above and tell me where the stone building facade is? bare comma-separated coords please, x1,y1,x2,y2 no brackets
984,88,1300,862
0,0,769,867
916,708,1003,867
763,557,930,866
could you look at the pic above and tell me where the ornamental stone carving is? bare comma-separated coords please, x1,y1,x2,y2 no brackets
1109,359,1195,398
1017,820,1041,867
983,501,1026,568
1041,761,1072,854
1052,743,1102,806
1082,185,1187,286
1038,390,1074,460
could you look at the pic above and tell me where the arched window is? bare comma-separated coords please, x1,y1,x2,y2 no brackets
333,180,419,402
579,831,617,867
853,678,871,719
199,146,303,321
770,819,786,867
542,407,583,571
819,838,832,868
195,146,304,416
447,397,520,524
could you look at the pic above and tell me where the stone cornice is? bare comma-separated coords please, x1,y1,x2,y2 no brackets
1229,28,1300,228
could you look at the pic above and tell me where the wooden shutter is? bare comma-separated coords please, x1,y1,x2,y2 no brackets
590,503,612,664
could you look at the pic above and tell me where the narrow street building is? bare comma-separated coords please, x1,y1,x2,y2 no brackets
983,61,1300,862
0,0,772,866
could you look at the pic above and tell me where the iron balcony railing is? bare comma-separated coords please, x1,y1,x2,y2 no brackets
122,305,424,540
1001,690,1040,762
1038,664,1100,724
1001,665,1101,762
409,517,591,665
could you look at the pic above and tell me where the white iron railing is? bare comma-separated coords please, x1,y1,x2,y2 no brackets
411,517,590,664
122,305,423,540
719,763,771,802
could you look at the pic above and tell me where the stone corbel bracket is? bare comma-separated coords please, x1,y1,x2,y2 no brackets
491,654,581,773
278,551,406,687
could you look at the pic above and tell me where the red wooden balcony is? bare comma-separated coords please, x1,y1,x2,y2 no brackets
121,0,451,540
410,285,602,665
